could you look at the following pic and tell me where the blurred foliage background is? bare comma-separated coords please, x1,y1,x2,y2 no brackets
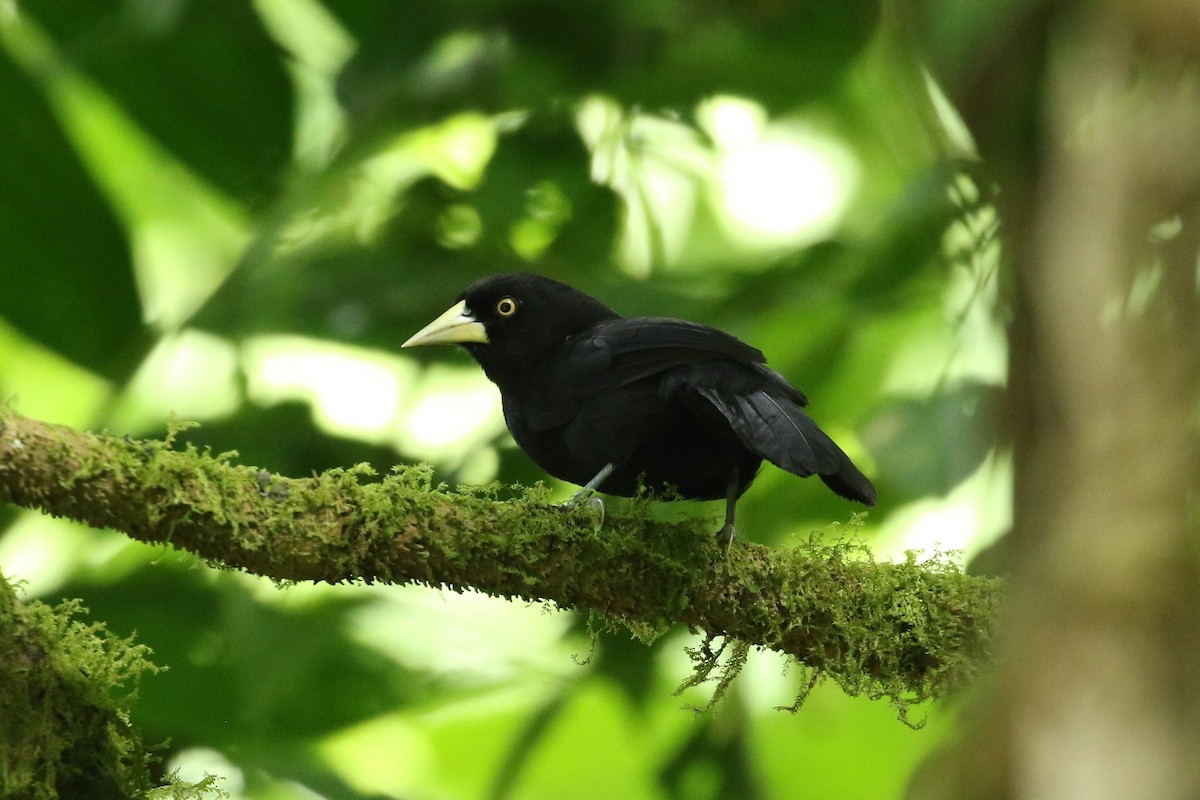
0,1,1012,798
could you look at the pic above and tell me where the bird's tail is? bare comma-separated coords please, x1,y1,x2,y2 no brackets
817,463,877,507
699,387,876,506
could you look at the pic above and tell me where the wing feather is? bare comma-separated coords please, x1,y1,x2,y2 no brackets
696,386,876,505
561,317,767,395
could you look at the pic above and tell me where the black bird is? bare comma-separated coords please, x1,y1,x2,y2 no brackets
403,274,875,545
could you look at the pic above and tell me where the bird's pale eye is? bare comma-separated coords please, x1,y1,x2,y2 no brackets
496,297,518,317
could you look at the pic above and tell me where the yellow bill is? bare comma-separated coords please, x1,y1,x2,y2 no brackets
402,300,489,347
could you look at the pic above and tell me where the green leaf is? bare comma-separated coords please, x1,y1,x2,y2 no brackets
0,48,143,379
24,0,293,206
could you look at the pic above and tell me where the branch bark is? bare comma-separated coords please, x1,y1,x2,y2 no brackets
0,406,999,707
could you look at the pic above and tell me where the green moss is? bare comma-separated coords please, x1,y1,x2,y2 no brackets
147,775,229,800
660,520,1001,719
0,576,225,800
0,581,151,799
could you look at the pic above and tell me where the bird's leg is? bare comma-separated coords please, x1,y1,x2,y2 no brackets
571,462,616,499
716,470,739,555
564,462,615,524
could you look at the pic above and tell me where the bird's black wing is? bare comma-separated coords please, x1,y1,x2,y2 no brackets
523,317,778,431
561,317,806,403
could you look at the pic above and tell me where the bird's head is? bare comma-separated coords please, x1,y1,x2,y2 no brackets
403,273,619,384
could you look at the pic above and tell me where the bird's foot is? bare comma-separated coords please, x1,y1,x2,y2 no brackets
716,523,737,557
562,490,605,526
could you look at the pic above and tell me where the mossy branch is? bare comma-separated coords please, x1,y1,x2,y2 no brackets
0,407,1001,707
0,575,229,800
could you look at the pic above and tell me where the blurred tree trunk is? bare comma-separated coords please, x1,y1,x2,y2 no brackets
911,0,1200,797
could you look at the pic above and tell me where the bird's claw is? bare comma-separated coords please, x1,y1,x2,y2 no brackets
585,495,605,526
716,523,737,557
562,491,606,526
